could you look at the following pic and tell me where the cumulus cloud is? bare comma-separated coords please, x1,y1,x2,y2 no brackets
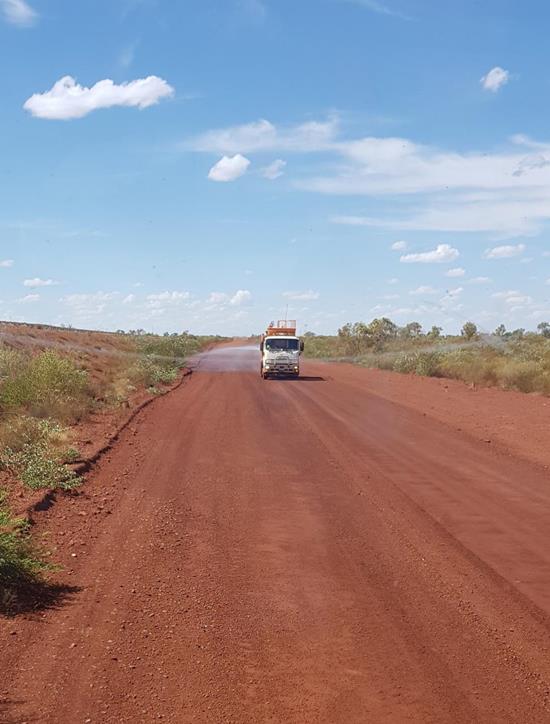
261,159,286,180
0,259,14,268
208,154,250,182
194,115,550,237
23,75,174,120
207,290,252,307
208,292,229,304
23,277,59,287
62,292,118,305
229,289,252,306
410,286,437,295
18,293,40,303
492,290,533,305
400,244,459,264
188,117,338,154
1,0,37,26
282,290,320,301
122,294,135,304
391,240,407,251
146,291,191,308
445,267,465,277
483,243,525,259
480,66,510,93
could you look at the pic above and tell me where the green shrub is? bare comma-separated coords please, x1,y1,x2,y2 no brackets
0,350,89,422
0,347,28,381
438,350,498,386
128,356,179,389
393,353,418,374
0,417,79,491
0,491,49,592
498,360,544,393
414,351,443,377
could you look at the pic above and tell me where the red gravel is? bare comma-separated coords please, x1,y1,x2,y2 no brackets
2,345,550,723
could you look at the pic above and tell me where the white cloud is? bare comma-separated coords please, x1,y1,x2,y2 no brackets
391,240,407,251
0,259,14,268
387,278,398,285
146,291,191,308
1,0,37,26
24,75,174,120
512,154,550,177
261,159,286,180
23,277,59,287
18,293,40,303
208,154,250,182
468,276,491,284
400,244,459,264
122,294,135,304
543,251,550,257
445,267,465,277
282,290,320,301
188,117,338,154
480,66,510,93
195,116,550,238
492,290,533,306
410,286,437,295
207,289,252,307
62,291,118,305
339,0,410,20
483,243,525,259
208,292,229,304
60,291,119,316
229,289,252,306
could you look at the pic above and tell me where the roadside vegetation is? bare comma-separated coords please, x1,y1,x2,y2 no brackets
0,324,224,610
303,319,550,395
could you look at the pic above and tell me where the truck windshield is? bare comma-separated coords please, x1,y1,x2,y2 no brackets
265,338,299,351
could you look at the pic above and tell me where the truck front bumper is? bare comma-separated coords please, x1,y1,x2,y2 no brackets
265,363,299,376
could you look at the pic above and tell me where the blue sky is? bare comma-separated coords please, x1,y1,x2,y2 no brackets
0,0,549,335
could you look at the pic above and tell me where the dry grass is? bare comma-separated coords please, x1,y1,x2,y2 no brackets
0,324,225,476
303,328,550,396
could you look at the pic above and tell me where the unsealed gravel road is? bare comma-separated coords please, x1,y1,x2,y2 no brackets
3,345,550,723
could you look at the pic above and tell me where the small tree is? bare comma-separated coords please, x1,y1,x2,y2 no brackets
428,325,442,339
367,317,398,349
494,324,506,337
401,321,423,339
461,322,478,341
537,321,550,338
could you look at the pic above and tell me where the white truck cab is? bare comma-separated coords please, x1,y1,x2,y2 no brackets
260,321,304,379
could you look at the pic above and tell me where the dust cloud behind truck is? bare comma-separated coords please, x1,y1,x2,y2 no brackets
260,320,304,379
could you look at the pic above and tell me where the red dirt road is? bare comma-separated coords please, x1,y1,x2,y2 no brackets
3,345,550,723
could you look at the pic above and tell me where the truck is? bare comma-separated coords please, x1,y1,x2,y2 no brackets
260,320,304,379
